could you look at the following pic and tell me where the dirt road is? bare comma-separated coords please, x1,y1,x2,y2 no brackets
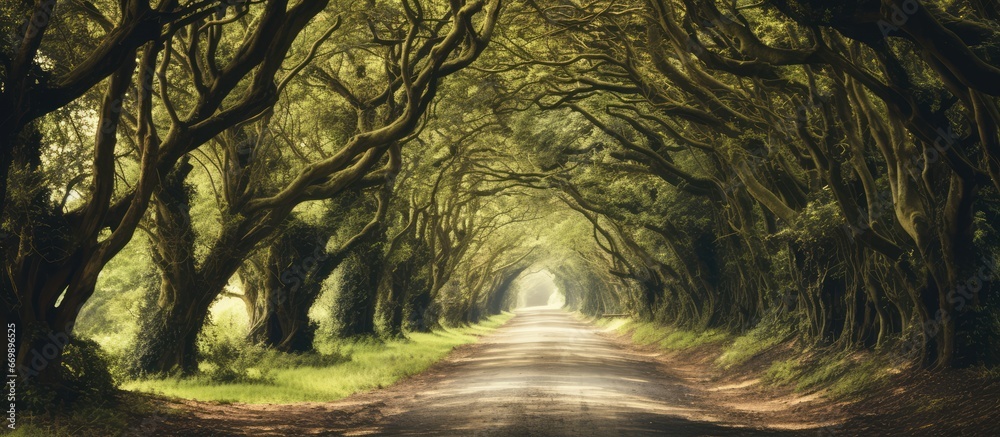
364,307,808,436
152,308,832,436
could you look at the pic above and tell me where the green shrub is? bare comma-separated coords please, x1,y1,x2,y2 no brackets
196,332,349,384
198,336,273,384
21,338,118,413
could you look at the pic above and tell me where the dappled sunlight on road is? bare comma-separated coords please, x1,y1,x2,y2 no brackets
362,308,819,436
147,308,844,436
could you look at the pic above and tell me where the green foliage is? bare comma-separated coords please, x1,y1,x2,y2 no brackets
198,337,275,384
773,196,844,247
78,238,157,362
329,246,384,337
197,333,348,384
60,339,118,401
22,339,118,413
10,0,1000,421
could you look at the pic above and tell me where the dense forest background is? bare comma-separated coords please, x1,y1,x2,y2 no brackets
2,0,1000,417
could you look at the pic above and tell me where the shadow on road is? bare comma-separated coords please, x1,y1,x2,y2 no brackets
371,307,828,436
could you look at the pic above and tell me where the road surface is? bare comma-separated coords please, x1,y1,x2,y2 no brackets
351,307,800,436
152,307,821,436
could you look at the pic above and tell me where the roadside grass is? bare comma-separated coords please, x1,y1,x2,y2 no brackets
7,314,513,436
8,411,127,437
715,319,794,369
592,317,730,351
594,314,893,401
763,352,891,398
7,392,166,437
122,313,513,404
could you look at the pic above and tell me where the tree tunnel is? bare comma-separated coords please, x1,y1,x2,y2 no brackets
513,270,560,308
3,0,1000,412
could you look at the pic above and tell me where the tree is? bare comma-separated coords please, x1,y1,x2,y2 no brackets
3,0,331,391
132,0,503,374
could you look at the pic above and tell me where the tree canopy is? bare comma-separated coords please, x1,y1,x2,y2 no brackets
3,0,1000,409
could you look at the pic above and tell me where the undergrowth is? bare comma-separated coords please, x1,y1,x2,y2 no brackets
763,352,891,398
593,313,891,400
593,317,731,351
715,314,795,369
122,312,513,404
7,392,165,437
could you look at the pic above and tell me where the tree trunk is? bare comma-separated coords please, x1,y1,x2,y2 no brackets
133,290,213,376
243,219,338,352
332,232,385,337
131,161,213,375
405,287,437,332
245,271,322,353
380,264,412,338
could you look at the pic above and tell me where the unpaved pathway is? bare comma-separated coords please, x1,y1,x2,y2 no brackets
146,308,834,436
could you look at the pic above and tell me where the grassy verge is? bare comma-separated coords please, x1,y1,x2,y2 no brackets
762,352,892,398
591,314,890,400
6,392,166,437
6,314,513,436
122,312,513,404
592,317,731,351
